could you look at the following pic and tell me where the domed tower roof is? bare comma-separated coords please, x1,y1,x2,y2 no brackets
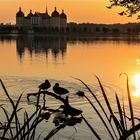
34,12,40,17
51,7,59,17
60,9,67,19
16,7,24,17
27,9,33,18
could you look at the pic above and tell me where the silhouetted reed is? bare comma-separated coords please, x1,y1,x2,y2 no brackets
0,79,48,140
1,75,140,140
74,75,140,140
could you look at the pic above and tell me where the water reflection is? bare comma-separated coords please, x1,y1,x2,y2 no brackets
67,35,140,45
1,35,140,82
16,36,67,63
16,35,140,62
9,35,140,64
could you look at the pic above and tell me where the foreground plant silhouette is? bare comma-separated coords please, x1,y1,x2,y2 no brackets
74,75,140,140
0,79,49,140
108,0,140,19
1,75,140,139
0,79,82,140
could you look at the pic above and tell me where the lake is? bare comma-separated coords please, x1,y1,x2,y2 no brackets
0,35,140,139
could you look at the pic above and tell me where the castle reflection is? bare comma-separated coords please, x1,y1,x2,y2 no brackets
4,35,140,64
16,36,67,63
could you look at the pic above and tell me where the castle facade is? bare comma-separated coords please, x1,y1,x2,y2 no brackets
16,7,67,31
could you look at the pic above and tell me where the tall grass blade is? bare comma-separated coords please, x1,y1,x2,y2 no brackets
37,129,47,140
110,114,123,135
95,75,122,136
0,79,15,108
95,76,113,114
0,106,14,139
123,123,140,139
14,109,22,140
1,94,22,139
84,95,114,139
13,109,40,139
44,124,66,140
122,96,127,131
25,111,30,140
37,133,42,140
81,114,101,140
18,117,44,139
29,110,42,140
0,137,10,140
36,90,41,110
72,77,118,139
127,76,136,140
23,111,30,140
30,129,36,140
120,73,136,140
115,93,125,131
22,112,27,140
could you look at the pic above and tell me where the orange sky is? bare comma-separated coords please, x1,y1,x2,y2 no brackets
0,0,139,24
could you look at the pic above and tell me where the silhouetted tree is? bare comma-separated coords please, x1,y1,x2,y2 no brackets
112,28,120,33
108,0,140,19
102,27,110,33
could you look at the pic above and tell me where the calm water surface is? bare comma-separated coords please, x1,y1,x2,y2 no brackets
1,36,140,83
1,35,140,139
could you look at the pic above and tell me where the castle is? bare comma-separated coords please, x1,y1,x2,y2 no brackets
16,6,67,31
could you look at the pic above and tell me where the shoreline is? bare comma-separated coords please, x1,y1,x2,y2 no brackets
0,32,140,37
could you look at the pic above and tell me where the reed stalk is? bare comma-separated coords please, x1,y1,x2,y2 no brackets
73,77,118,138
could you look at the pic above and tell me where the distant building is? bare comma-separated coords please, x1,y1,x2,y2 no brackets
16,6,67,31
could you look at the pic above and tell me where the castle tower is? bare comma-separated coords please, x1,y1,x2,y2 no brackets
24,9,33,27
27,9,33,18
15,5,67,32
16,7,24,28
60,9,67,32
44,4,51,27
51,7,60,29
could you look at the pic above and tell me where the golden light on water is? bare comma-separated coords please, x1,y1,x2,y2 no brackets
136,59,140,65
132,73,140,97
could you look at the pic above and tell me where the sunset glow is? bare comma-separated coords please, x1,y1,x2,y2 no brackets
132,74,140,96
0,0,138,24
